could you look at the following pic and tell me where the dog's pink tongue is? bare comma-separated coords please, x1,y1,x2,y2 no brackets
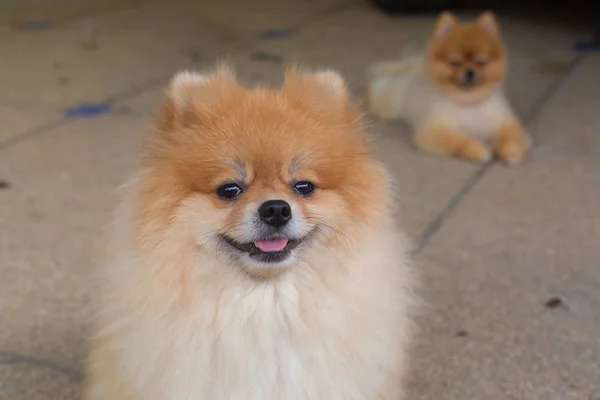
255,238,289,252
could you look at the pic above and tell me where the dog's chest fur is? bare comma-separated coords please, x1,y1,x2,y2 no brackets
429,91,511,139
104,249,408,400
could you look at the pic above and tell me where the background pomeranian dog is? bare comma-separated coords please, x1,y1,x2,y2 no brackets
84,65,415,399
366,11,531,165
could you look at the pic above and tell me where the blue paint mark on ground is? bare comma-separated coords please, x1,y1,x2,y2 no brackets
16,20,53,30
260,28,295,39
63,103,111,118
573,40,600,52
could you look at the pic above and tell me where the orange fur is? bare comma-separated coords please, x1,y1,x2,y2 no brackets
425,11,506,105
84,66,415,399
145,68,381,228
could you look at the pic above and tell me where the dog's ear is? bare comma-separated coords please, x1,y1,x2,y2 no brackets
477,11,499,37
283,67,354,116
283,67,349,104
283,67,360,124
433,11,457,40
303,69,349,101
154,71,208,134
158,65,240,132
168,71,211,115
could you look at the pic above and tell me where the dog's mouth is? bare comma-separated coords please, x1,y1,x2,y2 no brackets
453,79,481,90
222,235,304,264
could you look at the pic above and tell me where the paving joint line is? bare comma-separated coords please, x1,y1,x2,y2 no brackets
0,119,70,151
0,0,357,153
0,350,81,378
412,49,590,255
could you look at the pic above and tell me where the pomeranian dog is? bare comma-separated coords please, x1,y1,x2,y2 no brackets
366,11,531,165
84,65,415,400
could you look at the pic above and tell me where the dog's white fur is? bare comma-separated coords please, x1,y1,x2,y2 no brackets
85,177,415,399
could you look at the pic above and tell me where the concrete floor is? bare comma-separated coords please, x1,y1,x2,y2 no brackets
0,0,598,398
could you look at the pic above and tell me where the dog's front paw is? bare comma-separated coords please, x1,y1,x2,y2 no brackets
496,141,528,165
493,122,532,166
459,140,493,163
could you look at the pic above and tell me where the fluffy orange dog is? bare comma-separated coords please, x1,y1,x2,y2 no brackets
367,11,531,165
84,66,415,399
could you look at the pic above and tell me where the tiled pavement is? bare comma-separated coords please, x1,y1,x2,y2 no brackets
0,1,598,398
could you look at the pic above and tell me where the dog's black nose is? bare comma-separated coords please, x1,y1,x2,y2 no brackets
463,68,476,84
258,200,292,228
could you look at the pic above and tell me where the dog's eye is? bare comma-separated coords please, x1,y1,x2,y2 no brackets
449,57,462,67
292,181,316,197
475,57,488,66
216,183,243,200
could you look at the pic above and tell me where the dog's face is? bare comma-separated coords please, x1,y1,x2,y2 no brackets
425,11,505,103
137,67,387,278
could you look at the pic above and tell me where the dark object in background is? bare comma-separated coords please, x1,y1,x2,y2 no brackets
545,296,568,310
370,0,462,14
249,51,284,64
573,39,600,52
455,330,470,338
